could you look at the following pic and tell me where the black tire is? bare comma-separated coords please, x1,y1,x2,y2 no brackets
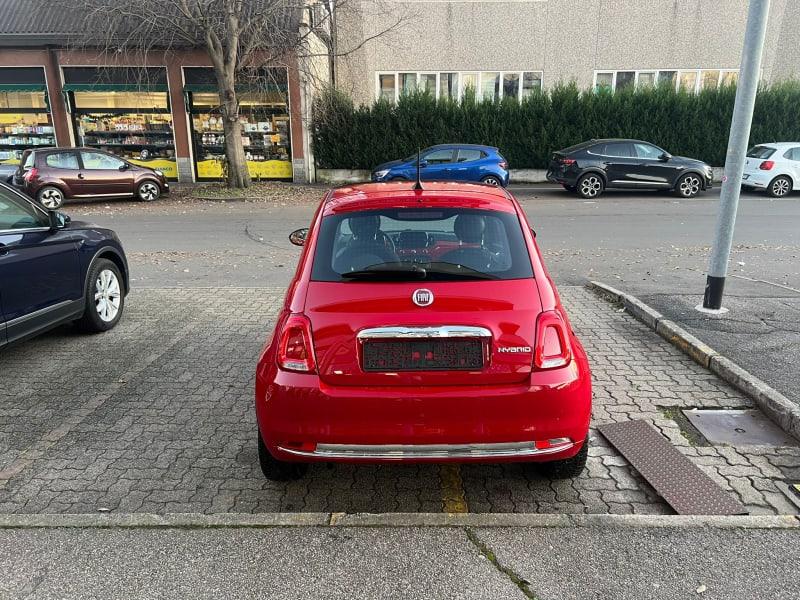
76,258,125,333
674,173,702,198
576,173,604,199
562,184,577,192
767,175,792,198
538,436,589,479
390,176,407,182
136,180,161,202
481,175,502,187
37,185,65,209
258,434,308,481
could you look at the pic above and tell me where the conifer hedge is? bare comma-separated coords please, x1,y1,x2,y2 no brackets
311,81,800,169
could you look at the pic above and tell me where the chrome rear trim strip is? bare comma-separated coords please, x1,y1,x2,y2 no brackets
357,325,492,340
278,441,574,460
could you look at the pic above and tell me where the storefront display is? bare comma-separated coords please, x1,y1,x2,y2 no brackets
0,68,55,166
185,67,292,180
63,68,178,179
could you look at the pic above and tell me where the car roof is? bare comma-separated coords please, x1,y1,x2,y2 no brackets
426,143,498,151
750,142,800,148
323,181,516,216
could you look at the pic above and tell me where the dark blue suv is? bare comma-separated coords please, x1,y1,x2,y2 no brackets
0,182,129,348
371,144,509,187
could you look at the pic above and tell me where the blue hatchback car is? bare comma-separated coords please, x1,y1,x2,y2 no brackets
371,144,509,187
0,181,129,348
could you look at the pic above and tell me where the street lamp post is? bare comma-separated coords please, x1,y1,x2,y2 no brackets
700,0,771,312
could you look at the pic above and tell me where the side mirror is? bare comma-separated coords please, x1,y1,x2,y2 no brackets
48,210,69,230
659,152,672,162
418,160,428,168
119,163,131,171
289,228,309,246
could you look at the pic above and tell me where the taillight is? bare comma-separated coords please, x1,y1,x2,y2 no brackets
560,158,576,166
23,167,38,183
277,314,316,373
499,161,508,170
534,310,572,370
759,160,775,170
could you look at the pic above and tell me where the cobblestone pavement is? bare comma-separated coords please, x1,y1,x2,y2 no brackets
0,287,797,515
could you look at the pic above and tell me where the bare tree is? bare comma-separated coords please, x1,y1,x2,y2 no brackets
47,0,408,188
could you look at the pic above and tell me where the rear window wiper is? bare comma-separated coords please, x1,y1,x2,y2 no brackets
421,262,499,280
340,263,428,280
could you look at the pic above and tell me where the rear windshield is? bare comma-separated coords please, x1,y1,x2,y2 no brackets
311,208,533,282
747,146,776,159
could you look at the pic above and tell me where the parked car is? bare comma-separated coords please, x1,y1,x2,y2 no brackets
742,143,800,197
14,147,169,209
547,139,714,199
0,181,129,348
371,144,509,187
255,181,591,481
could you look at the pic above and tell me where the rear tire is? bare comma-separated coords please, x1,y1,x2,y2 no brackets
258,434,308,481
77,258,125,333
538,436,589,479
674,173,702,198
767,175,792,198
481,175,502,187
37,186,64,209
137,180,161,202
576,173,604,199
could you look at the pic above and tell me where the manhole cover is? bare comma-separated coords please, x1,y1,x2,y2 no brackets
682,409,798,447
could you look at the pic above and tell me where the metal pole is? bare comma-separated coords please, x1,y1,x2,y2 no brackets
701,0,771,311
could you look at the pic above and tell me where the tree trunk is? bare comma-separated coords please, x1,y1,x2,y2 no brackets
220,92,250,189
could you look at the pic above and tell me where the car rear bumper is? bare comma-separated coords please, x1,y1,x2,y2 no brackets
741,172,770,188
256,352,592,464
546,169,577,186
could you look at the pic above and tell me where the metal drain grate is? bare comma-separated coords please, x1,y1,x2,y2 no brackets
598,420,747,515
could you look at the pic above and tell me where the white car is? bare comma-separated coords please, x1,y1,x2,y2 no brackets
741,143,800,197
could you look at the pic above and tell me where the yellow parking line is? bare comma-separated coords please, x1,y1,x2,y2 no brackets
440,464,469,513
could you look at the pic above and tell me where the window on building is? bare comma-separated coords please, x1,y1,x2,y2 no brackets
658,71,677,86
700,70,721,90
720,71,738,87
615,71,635,91
419,73,437,95
521,72,542,97
679,71,698,91
461,73,478,96
595,72,614,91
502,73,520,99
637,72,656,88
379,74,396,101
480,72,500,100
440,73,459,100
399,73,417,95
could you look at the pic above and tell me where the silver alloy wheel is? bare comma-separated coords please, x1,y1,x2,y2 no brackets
772,177,790,197
138,182,159,201
679,175,701,197
482,177,501,186
579,175,602,198
94,269,121,323
39,188,63,209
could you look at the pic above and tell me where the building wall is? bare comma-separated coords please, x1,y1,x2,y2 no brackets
337,0,797,105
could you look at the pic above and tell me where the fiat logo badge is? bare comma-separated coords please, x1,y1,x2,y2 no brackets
412,289,434,307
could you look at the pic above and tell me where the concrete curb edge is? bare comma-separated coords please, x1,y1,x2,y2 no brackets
587,280,800,440
0,512,797,530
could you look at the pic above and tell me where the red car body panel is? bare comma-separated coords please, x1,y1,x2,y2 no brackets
256,182,591,464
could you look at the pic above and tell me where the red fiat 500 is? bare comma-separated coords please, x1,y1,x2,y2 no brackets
255,182,591,480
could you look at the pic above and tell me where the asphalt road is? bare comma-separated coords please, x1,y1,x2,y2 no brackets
63,184,800,405
2,524,798,600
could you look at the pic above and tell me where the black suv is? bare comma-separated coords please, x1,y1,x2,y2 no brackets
546,139,713,199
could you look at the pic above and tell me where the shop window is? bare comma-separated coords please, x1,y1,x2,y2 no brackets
0,67,54,166
73,91,168,110
80,150,126,170
502,73,519,99
521,72,542,97
0,91,47,110
46,152,79,169
399,73,417,95
615,71,635,90
439,73,458,100
595,72,614,91
480,72,500,101
378,74,396,101
419,73,436,95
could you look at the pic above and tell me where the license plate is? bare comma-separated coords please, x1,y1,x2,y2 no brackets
362,339,484,371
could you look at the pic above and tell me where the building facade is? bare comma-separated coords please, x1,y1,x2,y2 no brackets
335,0,800,106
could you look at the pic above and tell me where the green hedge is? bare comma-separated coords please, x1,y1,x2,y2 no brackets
312,81,800,170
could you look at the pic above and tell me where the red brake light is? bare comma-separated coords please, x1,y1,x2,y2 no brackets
759,160,775,170
277,314,316,373
23,167,38,183
560,158,576,166
534,310,572,370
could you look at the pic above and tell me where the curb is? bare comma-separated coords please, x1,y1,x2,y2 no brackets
588,281,800,440
0,512,797,530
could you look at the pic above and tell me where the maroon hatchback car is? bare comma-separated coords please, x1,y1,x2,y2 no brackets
15,147,169,209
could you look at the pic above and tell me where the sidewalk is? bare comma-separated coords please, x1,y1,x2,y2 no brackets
2,515,798,600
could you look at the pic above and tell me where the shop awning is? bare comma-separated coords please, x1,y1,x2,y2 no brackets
62,83,169,92
0,83,47,91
